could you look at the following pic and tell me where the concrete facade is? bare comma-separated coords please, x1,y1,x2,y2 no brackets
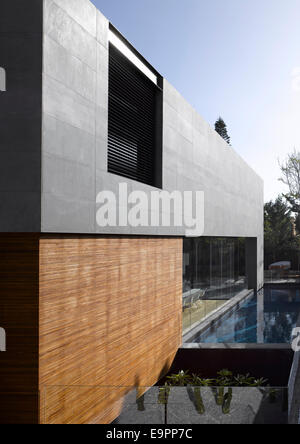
0,0,264,289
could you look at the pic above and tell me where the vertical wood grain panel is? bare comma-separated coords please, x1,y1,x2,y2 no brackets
39,236,182,424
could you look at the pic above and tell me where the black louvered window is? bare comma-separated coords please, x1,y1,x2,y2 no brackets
108,43,162,187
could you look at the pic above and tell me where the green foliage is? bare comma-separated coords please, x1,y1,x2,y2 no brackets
191,374,214,387
216,387,225,405
215,117,231,145
267,388,278,404
253,378,269,387
279,150,300,213
136,394,145,411
278,151,300,262
216,369,233,387
166,370,192,386
165,369,268,388
222,388,233,414
295,213,300,234
234,373,255,387
158,384,170,405
161,370,269,417
264,197,299,268
193,387,205,414
215,371,233,405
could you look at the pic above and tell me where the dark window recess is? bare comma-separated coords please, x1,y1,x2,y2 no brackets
108,43,162,187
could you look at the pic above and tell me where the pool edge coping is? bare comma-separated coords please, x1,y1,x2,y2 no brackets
182,288,256,344
180,343,292,350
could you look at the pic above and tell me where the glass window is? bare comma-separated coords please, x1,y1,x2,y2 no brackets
182,237,247,335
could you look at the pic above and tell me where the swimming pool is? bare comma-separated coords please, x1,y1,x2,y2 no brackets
192,286,300,344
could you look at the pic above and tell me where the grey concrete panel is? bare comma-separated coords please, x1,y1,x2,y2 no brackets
95,105,108,140
95,136,108,173
163,81,264,240
43,74,96,135
96,10,109,48
0,0,264,285
163,102,179,132
163,80,184,113
193,109,210,137
94,42,109,176
96,42,109,78
44,35,96,103
50,0,97,37
163,78,264,287
96,74,108,109
41,0,103,234
178,117,193,144
44,0,97,70
0,0,264,284
42,153,95,202
95,172,160,235
96,171,133,197
43,113,96,167
163,148,178,180
163,167,178,191
42,192,95,233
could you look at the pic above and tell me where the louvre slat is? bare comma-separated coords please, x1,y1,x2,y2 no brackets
108,146,154,170
108,44,161,187
108,111,155,142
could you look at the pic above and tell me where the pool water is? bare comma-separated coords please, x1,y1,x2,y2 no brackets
192,287,300,344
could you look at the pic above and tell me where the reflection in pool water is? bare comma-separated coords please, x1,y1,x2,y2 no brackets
192,287,300,344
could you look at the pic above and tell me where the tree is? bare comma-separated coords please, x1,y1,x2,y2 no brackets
264,197,299,268
295,213,300,235
279,150,300,212
215,117,231,145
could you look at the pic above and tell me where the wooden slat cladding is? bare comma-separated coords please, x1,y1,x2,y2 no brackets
0,234,39,424
0,235,182,424
39,236,182,424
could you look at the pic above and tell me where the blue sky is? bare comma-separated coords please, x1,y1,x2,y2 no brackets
92,0,300,202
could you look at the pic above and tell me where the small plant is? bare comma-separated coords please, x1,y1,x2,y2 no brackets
158,384,171,425
191,374,214,387
158,384,171,405
194,387,205,414
222,388,233,414
252,378,268,387
216,369,233,406
267,388,278,404
234,373,255,387
216,370,233,404
166,370,192,386
136,394,145,412
216,387,225,405
164,369,268,388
